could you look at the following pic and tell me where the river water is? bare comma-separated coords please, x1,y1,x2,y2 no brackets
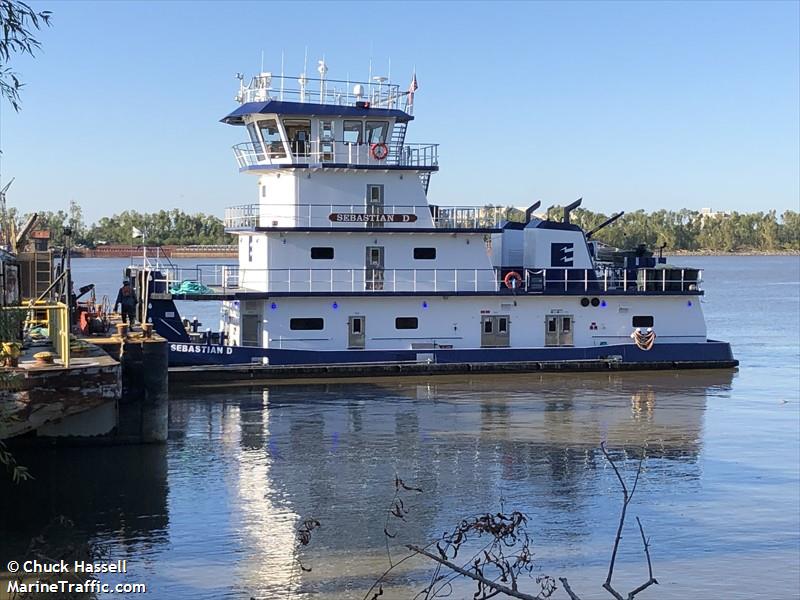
1,256,798,599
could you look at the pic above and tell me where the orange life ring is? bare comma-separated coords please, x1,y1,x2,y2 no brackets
503,271,523,289
370,142,389,161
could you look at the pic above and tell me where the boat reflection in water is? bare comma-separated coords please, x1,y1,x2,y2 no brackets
166,369,732,599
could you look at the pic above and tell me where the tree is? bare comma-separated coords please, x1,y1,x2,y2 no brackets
0,0,52,111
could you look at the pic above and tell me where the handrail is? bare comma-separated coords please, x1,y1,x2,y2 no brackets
233,140,439,169
1,302,70,367
154,266,702,295
223,203,510,230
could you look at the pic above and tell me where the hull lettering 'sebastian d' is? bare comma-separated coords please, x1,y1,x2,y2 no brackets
128,63,737,372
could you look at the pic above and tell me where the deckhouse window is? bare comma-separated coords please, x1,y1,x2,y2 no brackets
632,316,654,328
311,247,334,259
366,121,389,144
395,317,419,330
414,247,437,260
343,120,363,144
258,119,285,158
290,318,324,330
246,123,264,161
283,118,311,157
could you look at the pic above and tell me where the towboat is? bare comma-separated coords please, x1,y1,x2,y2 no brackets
127,64,736,371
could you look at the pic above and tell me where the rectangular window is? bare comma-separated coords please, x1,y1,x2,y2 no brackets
562,317,571,332
319,120,334,161
258,119,285,158
343,120,363,144
484,320,493,334
365,121,389,144
548,319,557,333
310,247,334,259
632,316,654,328
290,318,324,330
283,118,311,156
498,317,508,333
414,247,437,260
395,317,419,330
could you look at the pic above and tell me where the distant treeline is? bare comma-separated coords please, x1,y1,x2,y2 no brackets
9,202,233,247
7,201,799,253
499,206,799,252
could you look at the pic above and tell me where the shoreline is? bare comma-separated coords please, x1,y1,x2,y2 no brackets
670,250,799,256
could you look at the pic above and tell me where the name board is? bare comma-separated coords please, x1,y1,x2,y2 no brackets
329,213,418,223
170,343,233,355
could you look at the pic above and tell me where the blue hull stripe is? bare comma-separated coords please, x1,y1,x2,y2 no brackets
167,340,735,367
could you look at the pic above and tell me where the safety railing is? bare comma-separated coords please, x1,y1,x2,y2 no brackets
238,74,408,112
154,265,702,296
1,302,70,367
520,268,703,294
232,140,438,169
46,303,71,367
223,203,509,230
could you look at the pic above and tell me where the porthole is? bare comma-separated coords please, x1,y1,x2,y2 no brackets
580,297,590,307
591,297,600,307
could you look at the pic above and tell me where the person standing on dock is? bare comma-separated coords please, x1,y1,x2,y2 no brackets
114,281,138,326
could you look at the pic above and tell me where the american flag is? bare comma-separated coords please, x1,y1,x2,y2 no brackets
408,72,418,105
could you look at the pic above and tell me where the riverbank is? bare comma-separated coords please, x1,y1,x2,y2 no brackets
670,249,799,256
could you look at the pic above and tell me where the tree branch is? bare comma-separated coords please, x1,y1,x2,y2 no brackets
558,577,583,600
407,544,543,600
625,517,658,599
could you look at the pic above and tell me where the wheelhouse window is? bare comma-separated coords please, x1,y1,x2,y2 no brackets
310,247,334,259
395,317,418,330
366,121,389,144
343,120,363,144
414,247,437,260
319,120,334,161
632,316,654,328
258,119,285,158
290,318,324,330
283,118,311,157
246,123,264,161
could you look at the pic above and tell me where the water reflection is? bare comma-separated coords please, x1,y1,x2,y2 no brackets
162,369,732,598
0,444,169,560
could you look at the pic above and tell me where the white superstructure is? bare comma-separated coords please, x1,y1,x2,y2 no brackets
147,64,734,369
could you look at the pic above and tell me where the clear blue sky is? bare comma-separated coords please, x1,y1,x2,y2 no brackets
2,0,798,223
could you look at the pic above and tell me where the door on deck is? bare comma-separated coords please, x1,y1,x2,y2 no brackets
348,316,366,349
545,314,573,347
480,315,510,348
241,314,261,347
365,246,385,291
366,184,384,229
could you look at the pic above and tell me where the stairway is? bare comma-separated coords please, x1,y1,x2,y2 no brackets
387,122,407,165
419,172,431,195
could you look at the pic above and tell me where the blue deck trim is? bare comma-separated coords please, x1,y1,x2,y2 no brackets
224,226,501,234
222,100,414,125
167,289,704,301
239,163,438,173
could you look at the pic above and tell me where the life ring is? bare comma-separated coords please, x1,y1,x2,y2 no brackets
503,271,523,289
631,328,656,351
370,142,389,161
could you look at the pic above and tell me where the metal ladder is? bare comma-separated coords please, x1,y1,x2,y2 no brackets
419,172,431,195
387,122,407,164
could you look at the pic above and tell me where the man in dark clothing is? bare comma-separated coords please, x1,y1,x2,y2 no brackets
114,281,138,325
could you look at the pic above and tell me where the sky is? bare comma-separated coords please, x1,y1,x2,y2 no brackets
1,0,798,223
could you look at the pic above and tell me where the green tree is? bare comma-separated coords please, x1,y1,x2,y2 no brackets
0,0,51,111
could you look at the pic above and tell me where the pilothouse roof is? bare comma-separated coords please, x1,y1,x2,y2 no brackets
221,100,413,126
